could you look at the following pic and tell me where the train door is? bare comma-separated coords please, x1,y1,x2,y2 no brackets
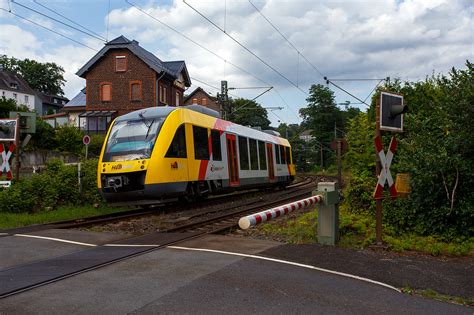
226,134,239,186
266,143,275,181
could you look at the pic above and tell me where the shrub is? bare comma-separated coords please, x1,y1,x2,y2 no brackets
0,158,102,213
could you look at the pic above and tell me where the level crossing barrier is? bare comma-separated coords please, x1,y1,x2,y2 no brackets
238,195,324,230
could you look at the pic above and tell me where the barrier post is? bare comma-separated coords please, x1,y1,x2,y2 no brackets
316,182,339,245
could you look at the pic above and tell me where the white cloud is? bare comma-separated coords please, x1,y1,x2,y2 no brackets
1,0,471,124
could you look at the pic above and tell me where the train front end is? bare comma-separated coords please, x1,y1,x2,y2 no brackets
97,110,167,205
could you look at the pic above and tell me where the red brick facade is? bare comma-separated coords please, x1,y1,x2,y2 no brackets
184,87,221,114
85,49,184,115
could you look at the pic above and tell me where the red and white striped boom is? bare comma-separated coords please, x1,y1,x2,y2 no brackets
239,195,324,230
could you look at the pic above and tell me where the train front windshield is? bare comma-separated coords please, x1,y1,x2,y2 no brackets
103,117,165,162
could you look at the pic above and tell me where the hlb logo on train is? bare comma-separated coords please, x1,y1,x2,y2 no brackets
112,164,122,170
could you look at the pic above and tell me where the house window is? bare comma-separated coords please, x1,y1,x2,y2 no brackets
13,93,17,100
115,56,126,72
175,91,180,106
10,83,18,89
130,81,142,101
24,95,29,104
159,85,168,104
100,83,112,102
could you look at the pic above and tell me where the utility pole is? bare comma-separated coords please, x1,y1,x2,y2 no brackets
217,80,229,120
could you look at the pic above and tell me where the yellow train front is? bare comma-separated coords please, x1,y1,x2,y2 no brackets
98,105,296,205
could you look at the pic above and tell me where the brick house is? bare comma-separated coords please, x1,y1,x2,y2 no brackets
76,35,191,132
184,87,221,115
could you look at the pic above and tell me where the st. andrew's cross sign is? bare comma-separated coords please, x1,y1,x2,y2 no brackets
373,136,398,199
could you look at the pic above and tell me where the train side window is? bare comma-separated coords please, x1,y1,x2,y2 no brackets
258,140,267,170
280,145,286,164
238,136,249,170
165,124,186,158
275,144,281,164
193,125,209,160
249,138,258,170
211,130,222,161
285,146,292,164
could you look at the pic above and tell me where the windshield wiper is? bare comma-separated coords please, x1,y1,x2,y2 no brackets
145,119,154,139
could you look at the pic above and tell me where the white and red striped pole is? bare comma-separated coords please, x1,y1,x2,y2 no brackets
239,195,324,230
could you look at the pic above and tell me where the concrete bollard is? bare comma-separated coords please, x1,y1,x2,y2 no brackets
316,182,340,245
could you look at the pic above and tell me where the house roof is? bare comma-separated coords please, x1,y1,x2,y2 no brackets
299,130,314,137
76,35,191,87
64,88,86,108
37,92,69,107
0,69,36,95
184,87,217,103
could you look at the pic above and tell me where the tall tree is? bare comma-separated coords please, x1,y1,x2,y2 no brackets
228,98,271,129
299,84,343,167
0,55,66,96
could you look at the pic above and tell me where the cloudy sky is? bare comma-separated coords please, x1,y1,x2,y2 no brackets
0,0,472,126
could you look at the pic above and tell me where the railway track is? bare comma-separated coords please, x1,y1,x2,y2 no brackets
0,175,319,236
0,175,330,299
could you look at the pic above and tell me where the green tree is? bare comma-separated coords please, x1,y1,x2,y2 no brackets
29,119,57,151
55,124,84,155
0,97,18,118
299,84,344,167
344,61,473,237
228,98,271,129
0,55,66,96
343,112,376,213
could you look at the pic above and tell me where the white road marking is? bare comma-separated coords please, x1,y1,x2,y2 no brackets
168,246,401,293
14,234,97,247
104,244,160,247
0,233,8,236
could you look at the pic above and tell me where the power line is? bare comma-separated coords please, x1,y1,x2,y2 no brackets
324,77,370,107
33,0,104,40
1,8,99,51
247,0,390,109
248,0,325,79
125,0,300,122
11,0,106,42
183,0,308,96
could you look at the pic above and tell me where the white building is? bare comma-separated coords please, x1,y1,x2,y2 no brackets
0,68,36,111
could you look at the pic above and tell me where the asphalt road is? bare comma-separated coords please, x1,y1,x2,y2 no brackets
0,233,471,314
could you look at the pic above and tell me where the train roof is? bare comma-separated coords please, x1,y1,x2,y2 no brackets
115,106,289,145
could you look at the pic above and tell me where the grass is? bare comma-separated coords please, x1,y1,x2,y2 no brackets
402,287,474,307
0,205,129,229
255,207,474,256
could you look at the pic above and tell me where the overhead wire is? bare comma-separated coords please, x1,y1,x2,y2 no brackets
11,0,106,42
33,0,105,40
182,0,309,96
1,8,99,51
248,0,390,108
124,0,300,122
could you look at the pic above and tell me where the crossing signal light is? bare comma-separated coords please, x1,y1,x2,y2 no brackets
379,92,407,132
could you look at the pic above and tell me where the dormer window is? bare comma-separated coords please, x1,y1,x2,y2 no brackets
115,55,127,72
10,83,18,89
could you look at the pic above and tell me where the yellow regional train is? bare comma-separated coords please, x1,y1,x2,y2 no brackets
98,105,296,205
